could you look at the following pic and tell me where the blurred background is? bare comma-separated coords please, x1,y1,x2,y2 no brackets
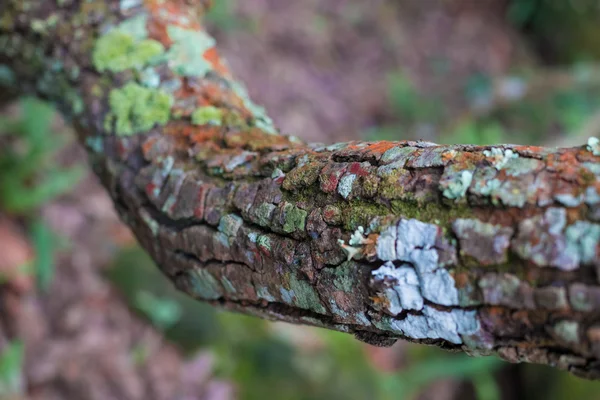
2,0,600,399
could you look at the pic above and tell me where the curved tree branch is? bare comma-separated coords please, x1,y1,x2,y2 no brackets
3,0,600,379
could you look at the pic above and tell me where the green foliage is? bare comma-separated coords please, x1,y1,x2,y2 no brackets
443,121,505,146
506,0,539,27
387,72,443,125
380,349,504,400
30,220,57,291
106,247,222,351
0,340,24,397
205,0,243,31
0,97,83,213
134,291,183,331
507,0,600,63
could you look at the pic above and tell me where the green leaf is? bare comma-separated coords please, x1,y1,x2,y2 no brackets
20,97,55,142
0,340,24,397
30,220,56,291
134,290,183,331
1,166,84,213
382,354,505,399
472,371,502,400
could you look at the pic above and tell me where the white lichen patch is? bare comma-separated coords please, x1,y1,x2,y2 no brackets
483,147,519,170
374,219,459,306
554,193,584,207
442,170,473,199
349,226,368,246
375,307,480,344
512,207,596,271
587,137,600,156
371,262,424,314
585,186,600,205
565,221,600,266
338,174,357,199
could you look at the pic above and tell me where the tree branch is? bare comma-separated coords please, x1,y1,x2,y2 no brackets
3,0,600,378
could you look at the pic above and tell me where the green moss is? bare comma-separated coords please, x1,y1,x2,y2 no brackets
107,82,173,136
93,30,164,72
191,106,223,126
342,201,389,231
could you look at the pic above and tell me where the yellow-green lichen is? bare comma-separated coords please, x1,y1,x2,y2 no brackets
282,203,307,233
191,106,223,126
106,82,173,136
93,30,164,72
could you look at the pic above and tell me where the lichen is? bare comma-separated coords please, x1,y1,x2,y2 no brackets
166,25,215,77
337,239,362,262
587,137,600,156
551,320,580,344
348,226,367,246
337,173,356,199
191,106,223,126
376,306,480,344
565,221,600,266
281,203,307,233
107,82,173,135
375,219,459,306
218,214,243,238
230,81,278,135
93,30,164,72
189,268,222,300
140,67,161,88
371,262,424,313
483,147,519,170
285,273,327,314
442,170,473,199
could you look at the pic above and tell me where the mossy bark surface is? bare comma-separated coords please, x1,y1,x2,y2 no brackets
3,0,600,379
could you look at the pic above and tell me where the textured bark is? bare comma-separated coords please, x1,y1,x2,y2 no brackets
3,0,600,379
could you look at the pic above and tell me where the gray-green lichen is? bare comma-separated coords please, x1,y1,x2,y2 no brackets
442,170,473,199
189,268,222,300
338,174,356,199
281,203,307,233
166,25,215,77
230,81,278,135
281,273,327,314
483,147,519,170
551,320,580,344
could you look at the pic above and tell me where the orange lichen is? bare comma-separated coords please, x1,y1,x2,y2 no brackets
164,121,221,147
203,47,230,77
